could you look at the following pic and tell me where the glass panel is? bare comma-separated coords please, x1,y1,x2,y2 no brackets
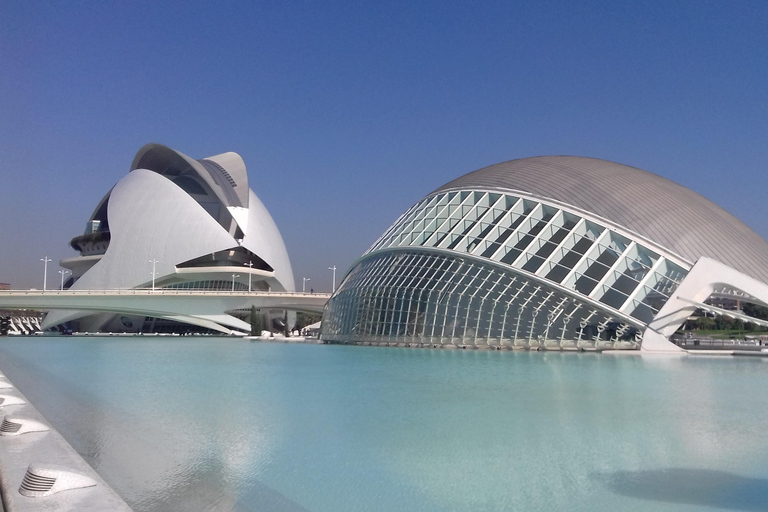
629,301,657,324
598,286,629,310
321,249,637,347
544,262,571,283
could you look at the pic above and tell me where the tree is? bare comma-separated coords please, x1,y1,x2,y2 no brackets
714,315,735,330
695,316,715,330
250,306,263,336
295,311,322,330
742,302,768,321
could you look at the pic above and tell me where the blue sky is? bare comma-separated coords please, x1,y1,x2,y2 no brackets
1,0,767,290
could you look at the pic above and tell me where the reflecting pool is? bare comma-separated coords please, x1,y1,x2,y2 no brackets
1,337,767,511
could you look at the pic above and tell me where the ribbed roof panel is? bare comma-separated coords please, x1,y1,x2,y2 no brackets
432,156,768,283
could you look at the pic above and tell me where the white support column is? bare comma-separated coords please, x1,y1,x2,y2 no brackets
489,203,544,261
641,257,768,352
500,280,527,344
594,316,614,347
618,255,667,313
441,263,469,342
560,229,611,286
399,255,427,340
477,196,525,259
514,286,540,345
576,309,598,348
543,296,569,345
430,267,458,340
461,266,490,341
419,194,465,247
528,291,554,345
401,195,446,247
536,217,586,278
588,241,636,300
510,208,563,269
483,199,528,262
476,272,505,345
462,194,507,254
428,192,483,248
560,302,582,346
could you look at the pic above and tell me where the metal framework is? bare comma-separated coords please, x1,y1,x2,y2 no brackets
322,189,690,349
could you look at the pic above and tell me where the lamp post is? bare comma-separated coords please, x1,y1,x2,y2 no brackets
328,265,337,293
302,277,310,293
40,257,52,291
149,259,159,291
58,270,71,290
244,261,253,292
232,274,240,292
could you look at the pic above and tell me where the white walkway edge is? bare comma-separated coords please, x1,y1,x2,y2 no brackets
0,373,132,511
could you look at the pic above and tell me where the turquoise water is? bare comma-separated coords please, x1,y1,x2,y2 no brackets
0,337,767,511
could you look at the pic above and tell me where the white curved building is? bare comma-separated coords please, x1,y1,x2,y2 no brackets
321,156,768,352
44,144,295,333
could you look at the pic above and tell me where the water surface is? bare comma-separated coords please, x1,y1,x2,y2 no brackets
0,337,767,511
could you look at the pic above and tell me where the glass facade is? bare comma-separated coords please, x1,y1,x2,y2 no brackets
322,190,690,349
159,280,250,291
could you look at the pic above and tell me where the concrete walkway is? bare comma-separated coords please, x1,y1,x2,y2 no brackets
0,371,131,511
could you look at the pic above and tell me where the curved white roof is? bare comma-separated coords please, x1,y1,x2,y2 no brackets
74,169,239,289
242,188,295,292
433,156,768,283
47,144,296,331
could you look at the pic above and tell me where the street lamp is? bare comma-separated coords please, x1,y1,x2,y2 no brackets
328,265,337,293
302,277,310,293
58,269,71,290
244,261,253,292
40,257,52,291
232,274,240,292
149,259,159,291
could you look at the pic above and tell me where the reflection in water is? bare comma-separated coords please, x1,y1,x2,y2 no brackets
0,339,308,512
595,468,768,511
143,452,310,512
1,338,768,512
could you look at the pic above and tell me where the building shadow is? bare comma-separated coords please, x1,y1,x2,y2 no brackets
593,468,768,511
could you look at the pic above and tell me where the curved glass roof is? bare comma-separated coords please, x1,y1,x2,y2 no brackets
432,156,768,283
367,190,686,325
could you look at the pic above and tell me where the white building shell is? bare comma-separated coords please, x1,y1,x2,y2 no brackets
321,156,768,352
44,144,295,334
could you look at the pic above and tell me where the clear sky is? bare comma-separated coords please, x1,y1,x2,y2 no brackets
1,0,767,291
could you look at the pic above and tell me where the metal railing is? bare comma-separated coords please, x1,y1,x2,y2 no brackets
0,289,330,297
676,338,763,349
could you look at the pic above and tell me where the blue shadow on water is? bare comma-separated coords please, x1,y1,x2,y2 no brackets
593,468,768,511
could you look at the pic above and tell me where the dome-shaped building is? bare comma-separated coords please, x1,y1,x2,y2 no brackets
44,144,295,334
321,156,768,352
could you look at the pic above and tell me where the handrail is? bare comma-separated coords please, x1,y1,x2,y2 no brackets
0,290,330,297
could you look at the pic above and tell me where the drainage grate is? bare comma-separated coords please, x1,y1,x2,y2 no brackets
18,464,97,497
0,418,22,433
0,416,48,436
20,470,56,495
0,395,25,407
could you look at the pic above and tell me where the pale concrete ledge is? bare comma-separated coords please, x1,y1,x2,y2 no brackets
0,372,131,511
687,349,768,357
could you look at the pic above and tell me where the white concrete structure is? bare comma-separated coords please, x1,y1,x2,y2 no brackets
44,144,296,334
321,156,768,352
1,290,329,335
0,373,131,510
